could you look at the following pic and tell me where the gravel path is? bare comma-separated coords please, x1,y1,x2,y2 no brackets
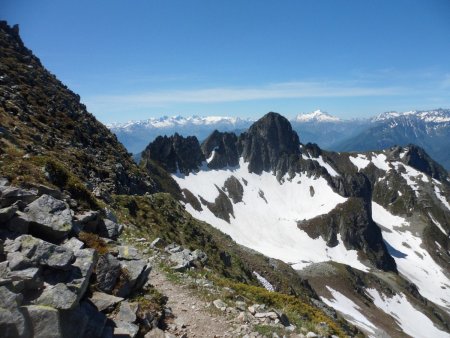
150,268,236,338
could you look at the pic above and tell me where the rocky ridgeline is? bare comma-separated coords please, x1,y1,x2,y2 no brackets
0,178,156,338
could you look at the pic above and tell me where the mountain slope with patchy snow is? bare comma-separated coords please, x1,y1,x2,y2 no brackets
143,112,450,337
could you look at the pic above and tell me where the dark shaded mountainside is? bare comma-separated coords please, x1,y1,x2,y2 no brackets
0,22,368,337
143,112,450,336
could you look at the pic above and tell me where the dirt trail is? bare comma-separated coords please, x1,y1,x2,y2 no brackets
150,268,236,338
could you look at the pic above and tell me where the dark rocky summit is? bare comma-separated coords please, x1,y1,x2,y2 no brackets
238,112,301,174
201,130,240,169
141,133,205,175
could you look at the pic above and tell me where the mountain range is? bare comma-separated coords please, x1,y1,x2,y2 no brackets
108,109,450,171
142,112,450,337
2,20,450,338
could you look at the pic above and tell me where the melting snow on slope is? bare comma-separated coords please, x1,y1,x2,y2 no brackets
253,272,275,292
313,156,340,177
174,159,369,272
372,202,450,311
366,288,450,338
349,154,370,171
428,212,448,236
370,153,391,171
435,185,450,211
321,287,377,336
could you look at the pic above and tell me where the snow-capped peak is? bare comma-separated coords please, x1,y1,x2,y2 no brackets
107,115,254,131
373,109,450,123
295,110,341,123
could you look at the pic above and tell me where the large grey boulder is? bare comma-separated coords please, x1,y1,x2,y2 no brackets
90,291,123,312
170,249,194,271
17,235,75,270
6,267,43,290
115,301,138,322
24,194,73,241
98,219,123,239
73,210,100,233
0,285,23,309
96,253,121,293
24,305,62,338
62,237,84,251
35,283,78,310
68,248,97,302
0,307,30,338
0,186,37,208
116,259,151,298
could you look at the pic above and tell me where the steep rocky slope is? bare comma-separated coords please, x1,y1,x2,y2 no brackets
143,113,450,337
0,22,363,338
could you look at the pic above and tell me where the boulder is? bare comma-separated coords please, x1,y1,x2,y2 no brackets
90,291,123,312
5,211,29,234
0,307,30,338
191,249,207,264
7,267,43,290
0,285,23,309
62,237,84,251
35,283,78,310
170,249,194,271
68,248,97,302
116,259,151,298
96,253,121,293
98,219,123,240
79,301,107,338
7,252,33,271
24,305,62,338
73,210,100,233
25,194,73,241
0,186,37,208
115,301,138,322
114,320,139,338
0,205,18,223
117,245,142,260
18,235,74,269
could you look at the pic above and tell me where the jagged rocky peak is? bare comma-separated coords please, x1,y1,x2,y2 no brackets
201,130,239,169
141,133,205,175
389,144,448,182
238,112,301,174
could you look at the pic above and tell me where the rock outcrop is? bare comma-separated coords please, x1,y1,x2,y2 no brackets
0,181,153,337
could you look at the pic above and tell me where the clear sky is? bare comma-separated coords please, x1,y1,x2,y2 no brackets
2,0,450,123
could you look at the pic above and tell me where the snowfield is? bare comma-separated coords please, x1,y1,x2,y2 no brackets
372,202,450,312
173,158,370,271
366,288,450,338
321,286,377,337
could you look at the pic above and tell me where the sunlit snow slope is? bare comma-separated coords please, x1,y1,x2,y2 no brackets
173,158,370,271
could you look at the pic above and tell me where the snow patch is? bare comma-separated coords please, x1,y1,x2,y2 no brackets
321,287,376,336
349,154,370,171
174,159,369,272
372,202,450,311
313,156,340,177
253,272,275,292
366,288,449,338
435,185,450,211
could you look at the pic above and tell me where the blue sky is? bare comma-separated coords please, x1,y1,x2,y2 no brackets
2,0,450,123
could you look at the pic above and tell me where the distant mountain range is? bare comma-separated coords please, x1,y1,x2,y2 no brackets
108,109,450,170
